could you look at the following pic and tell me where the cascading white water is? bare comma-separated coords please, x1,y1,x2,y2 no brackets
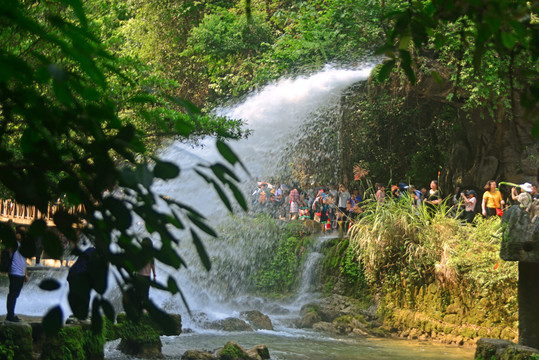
157,65,374,214
148,64,375,328
0,64,374,326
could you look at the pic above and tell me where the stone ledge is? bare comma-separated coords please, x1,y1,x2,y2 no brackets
475,338,539,360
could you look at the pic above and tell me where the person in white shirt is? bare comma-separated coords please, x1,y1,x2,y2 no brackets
6,226,29,322
460,190,477,223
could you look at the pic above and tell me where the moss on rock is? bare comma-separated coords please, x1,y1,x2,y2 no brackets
0,322,33,360
41,326,85,360
82,329,105,360
117,320,162,358
217,342,251,360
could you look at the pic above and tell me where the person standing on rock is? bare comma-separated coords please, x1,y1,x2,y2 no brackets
6,226,29,322
67,238,96,319
136,237,156,308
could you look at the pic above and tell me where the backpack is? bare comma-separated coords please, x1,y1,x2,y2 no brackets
0,248,13,273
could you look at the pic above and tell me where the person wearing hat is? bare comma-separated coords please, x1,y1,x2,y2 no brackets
511,184,533,209
460,190,477,223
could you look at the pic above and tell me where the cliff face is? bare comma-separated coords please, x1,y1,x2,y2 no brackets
443,94,538,189
340,64,539,191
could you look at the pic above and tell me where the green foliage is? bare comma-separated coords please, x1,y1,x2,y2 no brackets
341,83,456,185
255,235,304,293
81,329,105,360
41,327,85,360
188,10,272,58
348,199,517,302
236,218,314,294
103,317,120,342
340,245,365,286
0,0,248,334
0,323,32,360
376,0,539,132
320,238,366,298
112,0,385,105
207,214,315,296
0,327,17,360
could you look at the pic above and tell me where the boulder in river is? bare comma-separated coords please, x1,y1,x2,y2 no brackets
183,342,270,360
240,310,273,331
297,311,322,329
207,317,253,332
216,342,269,360
312,321,337,334
181,349,218,360
117,321,162,358
246,344,270,360
475,338,539,360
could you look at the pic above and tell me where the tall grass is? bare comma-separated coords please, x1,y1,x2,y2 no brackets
348,197,513,291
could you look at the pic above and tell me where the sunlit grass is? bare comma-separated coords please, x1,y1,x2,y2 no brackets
348,197,515,291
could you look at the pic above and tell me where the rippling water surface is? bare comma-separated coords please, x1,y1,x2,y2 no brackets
105,329,475,360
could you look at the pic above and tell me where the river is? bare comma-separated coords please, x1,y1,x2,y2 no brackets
104,330,474,359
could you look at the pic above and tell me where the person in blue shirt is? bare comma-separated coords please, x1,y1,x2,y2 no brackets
6,226,29,322
351,189,362,206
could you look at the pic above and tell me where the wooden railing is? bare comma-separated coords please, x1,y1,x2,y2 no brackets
0,200,85,226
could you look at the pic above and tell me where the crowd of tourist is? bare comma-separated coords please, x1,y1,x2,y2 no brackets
251,179,539,232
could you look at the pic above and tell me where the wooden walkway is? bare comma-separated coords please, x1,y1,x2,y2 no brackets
0,200,84,226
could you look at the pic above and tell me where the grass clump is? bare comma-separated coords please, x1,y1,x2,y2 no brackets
347,198,518,334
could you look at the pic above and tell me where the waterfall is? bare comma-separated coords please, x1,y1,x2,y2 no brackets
1,64,374,326
149,64,375,328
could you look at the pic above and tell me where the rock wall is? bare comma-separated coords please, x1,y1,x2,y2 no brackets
380,282,518,346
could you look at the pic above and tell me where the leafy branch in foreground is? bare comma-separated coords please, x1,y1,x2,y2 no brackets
0,0,247,334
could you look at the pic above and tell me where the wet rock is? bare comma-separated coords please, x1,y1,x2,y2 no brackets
183,343,269,360
246,344,270,360
117,321,162,358
297,311,321,329
474,338,539,359
318,295,364,322
333,315,368,335
240,311,273,331
181,350,218,360
116,312,182,336
312,321,337,334
265,304,290,316
351,327,369,337
408,328,422,340
207,317,253,332
216,342,269,360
